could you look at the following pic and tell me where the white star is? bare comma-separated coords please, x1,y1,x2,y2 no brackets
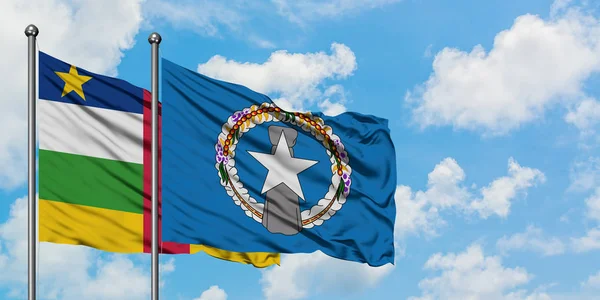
248,131,317,200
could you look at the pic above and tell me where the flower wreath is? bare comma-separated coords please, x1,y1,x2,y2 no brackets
214,103,352,228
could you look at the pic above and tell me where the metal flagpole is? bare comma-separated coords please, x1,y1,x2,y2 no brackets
148,32,162,300
25,24,39,300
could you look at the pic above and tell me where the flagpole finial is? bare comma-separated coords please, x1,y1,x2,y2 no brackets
148,32,162,45
24,24,39,37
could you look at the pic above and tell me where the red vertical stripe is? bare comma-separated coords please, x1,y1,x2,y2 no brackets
143,89,190,254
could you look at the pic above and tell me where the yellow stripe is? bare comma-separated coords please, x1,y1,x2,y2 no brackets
39,199,281,266
39,199,144,253
190,244,280,268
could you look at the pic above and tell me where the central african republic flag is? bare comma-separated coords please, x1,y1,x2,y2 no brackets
36,51,278,267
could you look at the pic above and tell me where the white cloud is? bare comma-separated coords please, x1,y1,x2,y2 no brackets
0,196,174,299
394,158,468,238
197,43,357,113
396,157,545,237
496,225,566,256
419,157,471,209
194,285,228,300
571,228,600,253
504,290,553,300
406,4,600,135
272,0,401,25
144,0,243,37
581,271,600,289
318,85,348,116
260,251,394,300
0,0,144,189
409,244,542,300
76,255,149,300
585,188,600,222
565,98,600,137
571,187,600,253
469,158,546,219
142,0,278,49
569,157,600,192
394,185,446,238
145,0,393,46
318,99,347,116
160,257,176,273
550,0,574,17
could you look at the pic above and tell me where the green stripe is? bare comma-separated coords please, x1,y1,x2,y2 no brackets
39,149,144,214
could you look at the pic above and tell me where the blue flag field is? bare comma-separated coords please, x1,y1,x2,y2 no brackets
161,59,397,266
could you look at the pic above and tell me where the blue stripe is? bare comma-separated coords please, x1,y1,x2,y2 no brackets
39,51,144,114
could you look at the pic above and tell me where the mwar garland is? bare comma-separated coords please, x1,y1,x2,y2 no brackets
214,102,352,228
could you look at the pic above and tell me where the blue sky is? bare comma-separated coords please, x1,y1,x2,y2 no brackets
1,0,600,299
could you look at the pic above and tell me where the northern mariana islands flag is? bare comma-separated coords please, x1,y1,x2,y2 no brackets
161,58,397,266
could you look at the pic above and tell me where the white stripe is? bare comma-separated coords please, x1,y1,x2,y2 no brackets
39,99,144,164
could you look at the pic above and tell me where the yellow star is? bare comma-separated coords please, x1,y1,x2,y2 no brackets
54,65,93,100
